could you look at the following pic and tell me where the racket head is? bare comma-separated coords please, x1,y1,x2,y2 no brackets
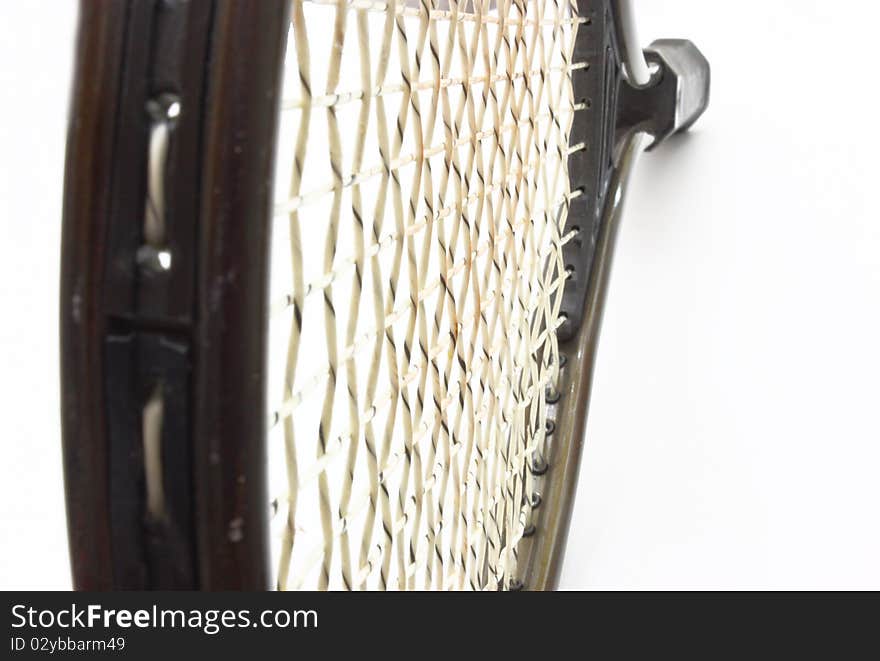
61,0,627,590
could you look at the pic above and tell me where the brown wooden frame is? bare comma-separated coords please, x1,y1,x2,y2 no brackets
60,0,702,591
61,0,289,589
60,0,621,592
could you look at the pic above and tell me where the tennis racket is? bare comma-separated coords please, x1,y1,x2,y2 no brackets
60,0,709,590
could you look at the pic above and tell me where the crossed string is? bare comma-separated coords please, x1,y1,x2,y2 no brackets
270,0,583,590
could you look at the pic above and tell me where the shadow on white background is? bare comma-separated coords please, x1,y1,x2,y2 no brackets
560,1,880,588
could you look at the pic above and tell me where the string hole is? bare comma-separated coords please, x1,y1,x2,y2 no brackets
530,457,549,476
146,93,182,122
137,245,173,273
157,250,172,270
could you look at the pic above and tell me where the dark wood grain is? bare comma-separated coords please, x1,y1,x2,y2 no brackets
61,0,289,589
60,0,128,590
191,0,290,589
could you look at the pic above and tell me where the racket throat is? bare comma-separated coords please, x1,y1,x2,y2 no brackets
616,39,711,151
561,8,710,340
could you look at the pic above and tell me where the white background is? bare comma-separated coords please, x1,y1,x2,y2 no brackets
1,1,878,590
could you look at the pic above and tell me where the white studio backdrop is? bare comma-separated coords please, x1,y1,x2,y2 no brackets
559,1,880,589
1,1,878,590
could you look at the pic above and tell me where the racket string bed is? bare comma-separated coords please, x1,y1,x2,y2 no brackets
267,0,581,590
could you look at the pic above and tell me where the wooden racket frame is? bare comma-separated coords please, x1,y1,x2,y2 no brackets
60,0,675,590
